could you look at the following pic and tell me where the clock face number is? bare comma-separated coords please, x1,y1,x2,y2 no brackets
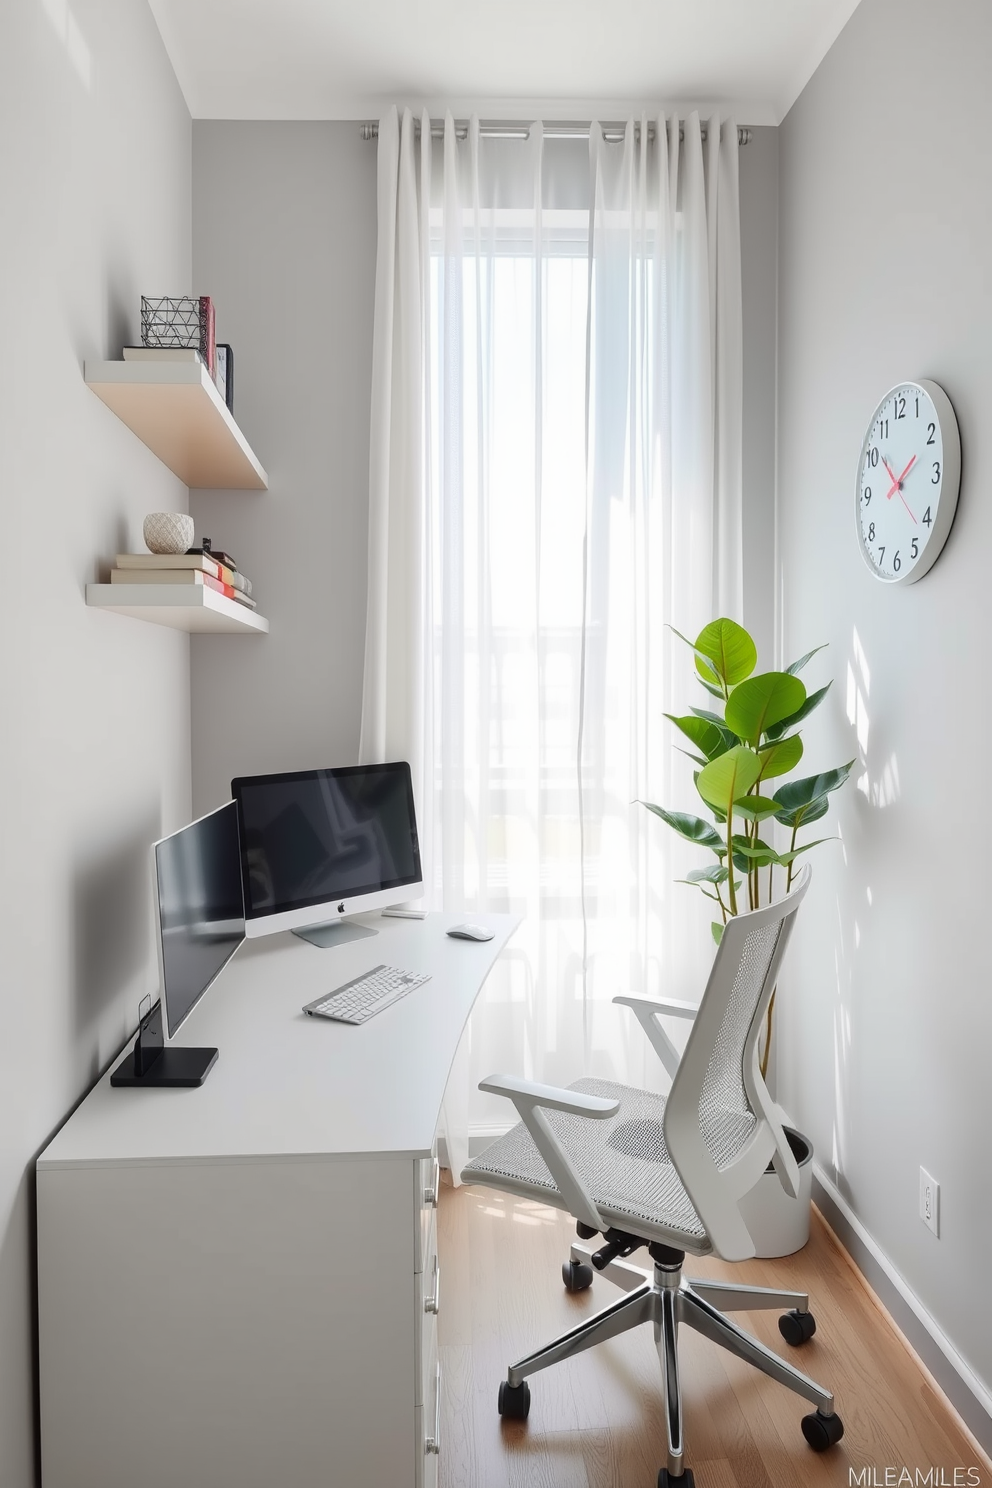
857,384,944,582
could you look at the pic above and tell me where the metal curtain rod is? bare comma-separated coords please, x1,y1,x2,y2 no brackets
360,120,752,146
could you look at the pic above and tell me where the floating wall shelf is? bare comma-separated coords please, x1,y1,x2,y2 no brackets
84,360,268,490
86,584,269,634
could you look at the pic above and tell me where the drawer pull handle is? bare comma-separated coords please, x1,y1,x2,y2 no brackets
425,1255,441,1315
424,1154,440,1208
425,1362,442,1455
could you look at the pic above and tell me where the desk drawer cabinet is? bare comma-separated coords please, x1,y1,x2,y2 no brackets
417,1148,440,1272
36,914,519,1488
416,1331,441,1488
415,1145,441,1485
38,1149,442,1488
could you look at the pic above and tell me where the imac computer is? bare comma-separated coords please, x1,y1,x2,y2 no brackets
111,800,245,1087
231,762,423,947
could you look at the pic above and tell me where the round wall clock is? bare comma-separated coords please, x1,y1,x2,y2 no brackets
856,379,961,584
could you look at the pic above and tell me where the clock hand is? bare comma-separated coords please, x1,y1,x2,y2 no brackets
895,452,917,485
898,489,917,524
882,456,900,496
883,453,917,501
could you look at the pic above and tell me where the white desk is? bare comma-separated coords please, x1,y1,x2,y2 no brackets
37,910,518,1488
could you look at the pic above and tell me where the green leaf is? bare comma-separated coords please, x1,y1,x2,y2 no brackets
675,747,710,768
693,618,757,688
670,627,725,688
772,762,855,814
711,921,725,946
786,644,828,676
725,672,807,747
757,733,804,782
776,837,835,864
638,803,724,851
764,684,832,742
734,853,781,872
665,713,729,763
734,795,782,822
684,864,730,884
681,886,722,903
773,794,830,830
689,707,740,750
696,746,762,816
731,834,782,864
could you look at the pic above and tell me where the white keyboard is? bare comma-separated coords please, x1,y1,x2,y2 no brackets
303,964,431,1025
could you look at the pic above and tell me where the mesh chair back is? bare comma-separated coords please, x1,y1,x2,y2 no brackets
697,917,784,1169
662,865,811,1260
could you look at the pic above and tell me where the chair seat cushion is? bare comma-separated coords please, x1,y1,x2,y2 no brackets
463,1077,715,1248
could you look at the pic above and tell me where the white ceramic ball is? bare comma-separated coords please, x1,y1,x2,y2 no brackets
143,511,195,555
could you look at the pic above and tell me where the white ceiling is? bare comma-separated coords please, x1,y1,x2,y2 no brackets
148,0,862,127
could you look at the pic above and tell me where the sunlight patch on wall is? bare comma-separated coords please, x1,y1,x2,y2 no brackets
829,898,854,1183
40,0,91,87
871,753,901,809
848,627,874,795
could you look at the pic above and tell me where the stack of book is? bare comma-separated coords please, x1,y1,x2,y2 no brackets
110,551,257,609
123,334,234,412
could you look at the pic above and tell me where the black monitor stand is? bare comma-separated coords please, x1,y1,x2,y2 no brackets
111,1000,218,1088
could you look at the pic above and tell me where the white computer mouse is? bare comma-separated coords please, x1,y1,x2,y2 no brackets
446,922,494,942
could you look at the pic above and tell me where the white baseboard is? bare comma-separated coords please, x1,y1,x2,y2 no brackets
813,1161,992,1458
467,1124,512,1158
437,1124,511,1174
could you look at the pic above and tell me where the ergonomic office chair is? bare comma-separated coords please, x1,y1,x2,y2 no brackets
462,864,843,1488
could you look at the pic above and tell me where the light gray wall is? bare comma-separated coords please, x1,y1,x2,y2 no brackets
0,3,192,1482
190,123,378,816
777,0,992,1440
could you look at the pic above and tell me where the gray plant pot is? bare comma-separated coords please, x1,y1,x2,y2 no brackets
738,1126,813,1258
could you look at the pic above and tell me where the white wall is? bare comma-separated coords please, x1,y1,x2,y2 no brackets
777,0,992,1444
190,123,378,816
0,4,191,1482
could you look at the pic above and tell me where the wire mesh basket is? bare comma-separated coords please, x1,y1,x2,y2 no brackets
140,296,206,353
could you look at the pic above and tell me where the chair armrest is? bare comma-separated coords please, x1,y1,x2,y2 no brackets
612,995,700,1079
479,1075,619,1119
614,995,699,1020
477,1074,618,1230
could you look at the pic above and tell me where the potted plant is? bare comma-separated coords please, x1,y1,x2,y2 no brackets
641,616,852,1255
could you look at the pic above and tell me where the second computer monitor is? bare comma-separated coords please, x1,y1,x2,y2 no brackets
231,762,423,944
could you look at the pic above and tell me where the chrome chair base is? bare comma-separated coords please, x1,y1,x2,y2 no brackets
503,1244,836,1480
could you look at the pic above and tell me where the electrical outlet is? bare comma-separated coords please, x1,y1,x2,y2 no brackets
919,1167,940,1237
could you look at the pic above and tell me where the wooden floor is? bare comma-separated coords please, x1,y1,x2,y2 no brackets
438,1180,988,1488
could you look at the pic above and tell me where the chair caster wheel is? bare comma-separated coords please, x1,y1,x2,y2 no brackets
658,1469,695,1487
562,1258,594,1292
802,1409,844,1451
779,1308,817,1345
498,1379,531,1420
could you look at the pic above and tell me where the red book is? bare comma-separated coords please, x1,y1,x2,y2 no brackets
199,296,216,377
202,572,236,600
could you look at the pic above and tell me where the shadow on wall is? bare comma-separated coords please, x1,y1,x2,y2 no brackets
72,808,160,1043
88,515,133,586
828,624,903,1200
104,267,132,365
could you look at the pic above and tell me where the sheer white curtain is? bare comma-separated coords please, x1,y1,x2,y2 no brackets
361,106,743,1176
